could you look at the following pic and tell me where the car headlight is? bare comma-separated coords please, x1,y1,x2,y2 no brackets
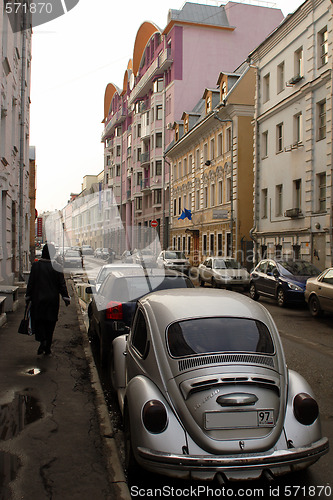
142,400,168,433
287,282,303,291
293,393,319,425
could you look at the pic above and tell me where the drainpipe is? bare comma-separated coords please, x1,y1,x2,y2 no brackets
162,70,166,250
18,13,27,281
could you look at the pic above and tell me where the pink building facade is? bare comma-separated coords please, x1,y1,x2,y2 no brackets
102,2,283,253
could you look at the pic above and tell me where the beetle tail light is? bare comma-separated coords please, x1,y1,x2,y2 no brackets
106,301,123,320
293,393,319,425
142,400,168,433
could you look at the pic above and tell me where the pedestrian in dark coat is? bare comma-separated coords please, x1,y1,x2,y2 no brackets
26,243,71,355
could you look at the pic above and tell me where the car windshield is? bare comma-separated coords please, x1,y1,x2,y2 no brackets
213,259,241,269
103,276,193,302
165,251,186,260
278,261,319,276
167,317,274,357
140,250,154,255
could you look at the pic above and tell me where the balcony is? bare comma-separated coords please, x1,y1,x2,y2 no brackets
141,178,151,191
140,151,150,165
285,208,302,218
129,48,173,104
101,106,126,141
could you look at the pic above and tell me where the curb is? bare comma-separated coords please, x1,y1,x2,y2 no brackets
71,279,131,500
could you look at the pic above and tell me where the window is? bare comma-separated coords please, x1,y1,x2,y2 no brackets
153,189,162,205
183,157,187,176
294,47,303,77
277,62,285,93
262,188,268,218
156,133,163,148
203,143,208,164
317,172,326,212
318,27,328,67
210,138,215,160
217,233,223,256
196,189,200,210
178,161,182,178
135,197,143,211
276,123,283,153
188,155,192,173
217,133,223,156
137,171,143,185
294,113,302,144
116,145,121,156
131,310,149,357
203,234,207,255
137,123,141,137
275,184,283,216
210,184,215,207
116,164,121,176
173,198,176,216
262,131,268,158
204,186,208,208
210,233,215,256
153,78,163,93
226,128,232,152
317,100,326,141
294,179,302,209
263,73,270,102
178,197,182,215
155,160,162,176
196,149,200,170
226,178,231,202
218,180,223,204
206,95,212,113
156,105,163,120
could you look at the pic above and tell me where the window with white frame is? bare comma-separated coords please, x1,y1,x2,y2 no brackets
276,123,283,153
262,188,268,218
294,47,303,77
153,78,163,93
217,133,223,156
317,172,326,212
153,189,162,205
275,184,283,216
318,27,328,67
210,183,215,207
277,62,285,94
210,138,215,160
218,180,223,204
263,73,270,102
156,132,162,148
262,131,268,158
226,128,232,152
317,100,326,141
155,160,162,176
294,113,302,144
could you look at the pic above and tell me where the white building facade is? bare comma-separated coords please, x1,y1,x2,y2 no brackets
0,4,32,284
249,0,332,271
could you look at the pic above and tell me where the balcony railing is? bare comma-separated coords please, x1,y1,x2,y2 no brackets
102,106,126,141
140,151,150,164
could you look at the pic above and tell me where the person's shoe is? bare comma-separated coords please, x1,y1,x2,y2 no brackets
37,344,44,355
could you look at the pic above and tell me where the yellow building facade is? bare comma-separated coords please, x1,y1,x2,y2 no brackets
166,65,255,270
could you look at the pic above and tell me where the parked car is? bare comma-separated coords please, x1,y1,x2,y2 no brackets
112,288,328,480
121,250,134,263
91,263,142,292
156,250,191,275
304,267,333,317
132,248,157,267
94,248,102,258
63,249,82,269
249,259,320,307
101,248,110,260
87,268,194,366
198,257,250,289
81,245,94,255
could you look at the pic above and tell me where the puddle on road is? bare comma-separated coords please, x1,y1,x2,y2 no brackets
0,389,43,497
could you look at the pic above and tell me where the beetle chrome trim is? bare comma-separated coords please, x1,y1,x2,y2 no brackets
137,437,329,471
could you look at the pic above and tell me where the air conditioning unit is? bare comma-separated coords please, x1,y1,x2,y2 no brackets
285,208,302,218
166,122,174,130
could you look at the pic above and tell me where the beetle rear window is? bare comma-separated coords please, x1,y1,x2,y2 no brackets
167,317,274,357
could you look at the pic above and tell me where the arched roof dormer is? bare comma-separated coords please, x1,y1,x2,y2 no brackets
132,21,161,76
122,60,133,95
103,83,121,123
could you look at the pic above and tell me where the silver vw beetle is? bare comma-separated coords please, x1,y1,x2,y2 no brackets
112,288,328,481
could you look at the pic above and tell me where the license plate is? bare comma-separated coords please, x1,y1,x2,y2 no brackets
205,410,274,429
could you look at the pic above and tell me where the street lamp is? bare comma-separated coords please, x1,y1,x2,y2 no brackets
213,111,234,256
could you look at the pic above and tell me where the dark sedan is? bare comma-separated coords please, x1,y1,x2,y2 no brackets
249,259,320,307
87,268,194,366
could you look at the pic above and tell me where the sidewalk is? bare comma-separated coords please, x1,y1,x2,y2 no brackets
0,278,130,500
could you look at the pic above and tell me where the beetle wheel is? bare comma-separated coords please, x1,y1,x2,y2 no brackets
199,276,205,287
277,287,286,307
309,295,322,317
249,283,259,301
211,277,217,288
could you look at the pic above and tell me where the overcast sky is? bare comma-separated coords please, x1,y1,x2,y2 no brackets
30,0,305,214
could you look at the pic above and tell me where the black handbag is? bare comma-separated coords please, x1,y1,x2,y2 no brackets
18,303,32,335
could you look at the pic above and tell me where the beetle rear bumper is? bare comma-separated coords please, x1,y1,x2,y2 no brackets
137,437,329,479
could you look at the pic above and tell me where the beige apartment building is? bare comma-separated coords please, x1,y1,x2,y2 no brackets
166,64,256,269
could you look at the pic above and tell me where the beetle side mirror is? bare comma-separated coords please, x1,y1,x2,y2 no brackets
273,269,280,278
